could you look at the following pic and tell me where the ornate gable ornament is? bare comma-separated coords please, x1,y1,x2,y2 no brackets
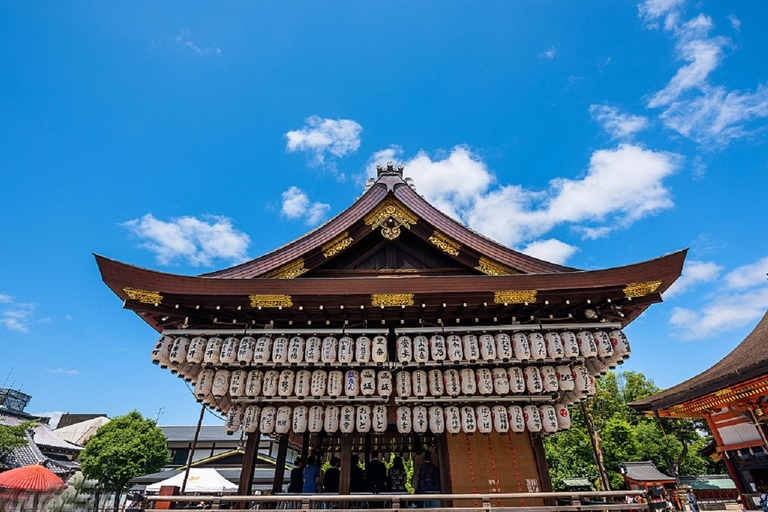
321,232,354,258
123,287,163,304
371,293,414,307
249,295,293,308
623,280,662,298
428,231,461,256
364,197,418,240
263,259,309,279
493,290,537,304
475,257,519,276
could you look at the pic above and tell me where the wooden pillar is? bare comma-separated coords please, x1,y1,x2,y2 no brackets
272,435,290,494
339,435,353,495
435,434,452,507
300,431,310,461
706,413,746,494
238,430,260,495
531,433,553,492
364,432,372,463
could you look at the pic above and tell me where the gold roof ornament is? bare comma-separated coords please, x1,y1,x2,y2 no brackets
123,287,163,304
493,290,537,304
623,280,662,298
321,232,354,258
364,197,418,241
371,293,414,307
475,257,519,276
249,295,293,308
428,231,461,256
263,259,309,279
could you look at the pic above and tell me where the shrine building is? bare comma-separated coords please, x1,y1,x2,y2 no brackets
96,163,686,501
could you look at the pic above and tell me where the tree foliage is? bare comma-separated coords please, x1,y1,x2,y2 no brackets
80,411,167,508
545,371,725,491
0,420,37,456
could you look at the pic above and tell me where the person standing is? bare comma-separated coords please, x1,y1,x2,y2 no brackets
287,457,304,494
350,454,366,493
302,455,321,494
387,457,408,493
366,452,388,494
417,451,441,508
323,457,341,494
686,490,699,512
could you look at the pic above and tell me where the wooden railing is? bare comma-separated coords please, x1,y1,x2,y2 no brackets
144,490,650,511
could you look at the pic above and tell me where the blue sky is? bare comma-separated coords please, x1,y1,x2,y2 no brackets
1,1,767,427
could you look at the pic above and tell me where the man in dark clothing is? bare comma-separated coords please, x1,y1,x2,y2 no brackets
366,452,388,494
350,454,367,493
417,451,441,508
287,457,304,493
323,457,341,493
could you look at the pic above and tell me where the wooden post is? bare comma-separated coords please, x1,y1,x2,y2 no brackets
181,404,206,494
238,429,261,496
435,434,452,508
339,435,353,495
300,431,310,462
581,401,611,491
273,435,290,494
364,432,372,463
530,432,553,493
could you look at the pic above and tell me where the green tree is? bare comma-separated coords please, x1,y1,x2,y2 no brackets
80,411,168,511
0,420,37,456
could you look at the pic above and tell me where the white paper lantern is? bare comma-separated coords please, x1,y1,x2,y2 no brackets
586,358,609,376
555,403,571,430
447,335,464,362
356,405,372,433
544,332,565,361
460,368,477,396
321,336,338,364
360,369,376,397
339,336,355,364
278,370,295,397
540,366,559,392
460,406,477,434
262,370,279,397
555,365,574,391
462,335,480,362
492,405,509,434
151,336,173,367
492,368,510,396
576,331,598,358
413,336,430,364
396,336,413,363
495,333,513,362
476,368,494,396
242,405,261,433
593,331,613,359
272,336,289,364
428,406,444,434
245,370,263,398
372,335,388,364
324,406,340,433
294,370,311,399
587,373,597,396
181,363,201,384
311,370,327,398
377,370,393,397
540,405,558,433
396,371,412,398
220,337,239,366
430,335,447,362
253,336,272,364
229,370,247,398
237,337,256,366
444,368,461,397
512,333,531,361
187,336,207,364
507,367,526,394
276,406,292,434
412,370,428,398
428,369,444,397
508,405,525,433
225,404,243,434
292,406,308,434
194,369,215,400
528,333,547,361
523,366,543,393
445,406,461,435
478,334,496,361
288,336,305,364
355,336,371,363
396,406,412,434
212,369,231,398
476,405,493,435
572,365,590,392
609,330,631,360
523,405,542,432
305,336,321,363
559,331,579,359
309,406,324,433
327,370,343,398
344,370,360,397
169,337,191,367
413,405,428,434
260,406,276,434
372,405,387,433
340,405,356,434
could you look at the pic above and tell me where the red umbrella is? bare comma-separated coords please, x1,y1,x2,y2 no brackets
0,464,66,492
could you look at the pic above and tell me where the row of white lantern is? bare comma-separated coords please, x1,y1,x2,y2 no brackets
152,330,631,369
224,402,572,436
193,363,598,401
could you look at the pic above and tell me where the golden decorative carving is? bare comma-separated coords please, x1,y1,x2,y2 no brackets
249,295,293,308
123,287,163,304
623,280,662,298
475,257,519,276
364,198,418,240
263,259,309,279
428,231,461,256
493,290,537,304
322,232,354,258
371,293,414,307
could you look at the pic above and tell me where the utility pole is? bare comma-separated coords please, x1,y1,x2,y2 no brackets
581,401,611,491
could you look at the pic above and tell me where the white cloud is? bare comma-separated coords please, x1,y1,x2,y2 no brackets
280,187,331,226
663,259,723,298
122,214,251,267
31,411,66,429
522,239,579,265
286,116,362,175
0,297,37,334
724,256,768,290
590,105,650,139
727,14,741,32
0,293,12,303
176,28,221,57
45,368,81,376
638,0,685,27
540,46,558,60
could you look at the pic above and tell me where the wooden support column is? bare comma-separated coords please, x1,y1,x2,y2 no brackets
435,434,452,508
364,432,372,463
339,435,353,495
238,430,260,496
531,433,553,493
300,431,310,461
272,435,290,495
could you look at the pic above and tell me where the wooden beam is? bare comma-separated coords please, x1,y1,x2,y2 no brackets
272,435,290,494
238,430,260,497
531,433,553,495
339,435,353,495
436,434,452,506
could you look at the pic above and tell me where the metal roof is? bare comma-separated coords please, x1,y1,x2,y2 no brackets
619,462,675,483
160,425,244,443
679,475,737,491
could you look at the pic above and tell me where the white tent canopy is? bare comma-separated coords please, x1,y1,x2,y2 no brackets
146,468,238,494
